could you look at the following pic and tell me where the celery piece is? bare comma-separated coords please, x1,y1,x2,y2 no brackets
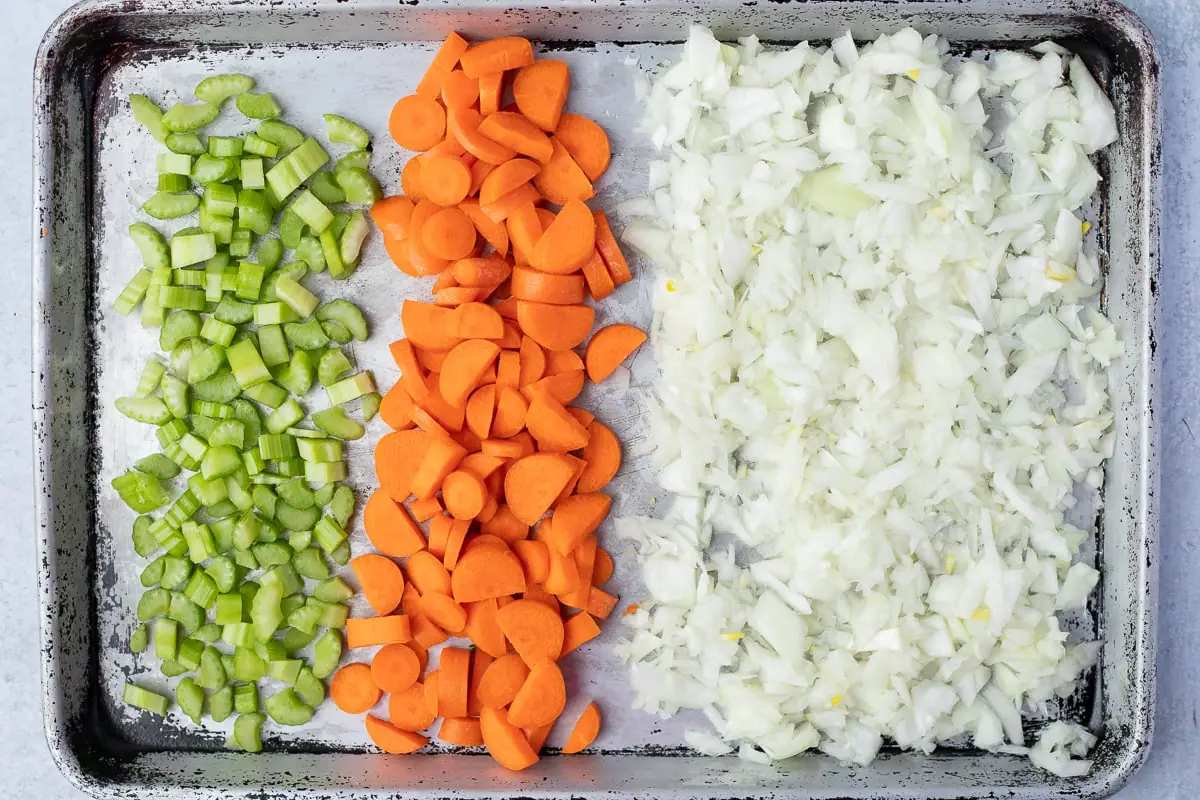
237,189,272,236
159,660,186,677
255,324,287,368
339,211,369,265
177,637,204,670
291,548,329,582
257,119,305,151
285,427,326,440
311,630,342,679
251,581,284,642
143,191,200,220
334,149,371,175
140,556,166,588
169,591,205,633
208,135,244,158
280,208,306,249
329,540,351,566
193,623,222,644
325,371,376,406
204,182,238,217
214,296,254,326
235,260,266,301
222,622,254,649
157,174,190,192
132,516,158,558
182,521,218,565
195,73,254,104
283,318,330,351
215,592,243,626
253,484,279,519
229,399,263,442
288,529,312,551
273,458,307,478
113,269,152,316
320,320,351,345
313,516,347,555
186,475,227,508
261,637,293,664
290,190,334,234
124,683,170,716
171,268,207,288
234,712,266,753
266,687,312,725
236,91,283,119
162,101,220,132
294,668,326,708
158,557,192,592
205,555,239,593
311,407,364,440
112,471,170,513
188,344,226,384
129,94,168,142
257,237,284,271
137,587,170,620
258,433,297,462
206,500,238,519
274,350,315,397
360,391,381,422
212,423,245,455
254,302,298,327
309,171,346,205
243,381,287,408
227,339,272,389
201,444,242,479
192,370,242,403
233,683,260,715
210,685,234,722
335,167,382,205
157,152,192,176
331,485,356,528
116,396,172,425
280,627,316,655
156,418,188,446
297,437,343,464
274,502,320,532
324,113,370,148
153,617,179,661
176,677,204,723
200,317,236,348
198,646,228,691
229,230,253,258
253,541,293,567
319,230,346,278
158,285,206,311
267,138,329,201
244,133,279,158
129,222,171,270
130,623,150,654
260,563,303,596
192,153,237,184
314,576,354,604
305,461,347,484
275,276,319,318
295,235,325,272
171,232,216,268
166,132,205,156
277,477,315,510
265,398,304,435
312,483,335,507
184,569,219,609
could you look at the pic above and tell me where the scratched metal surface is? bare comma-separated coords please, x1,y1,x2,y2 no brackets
32,0,1159,798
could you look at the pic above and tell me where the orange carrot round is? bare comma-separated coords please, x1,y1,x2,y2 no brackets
504,452,577,524
364,490,427,558
550,492,612,555
562,701,601,753
439,717,485,747
371,195,416,240
443,469,488,520
479,71,503,115
480,183,542,224
526,394,590,453
408,199,452,274
531,199,595,274
592,546,615,584
465,597,509,658
496,598,565,665
347,615,413,649
523,370,585,406
545,546,581,596
578,421,621,492
331,663,381,714
441,68,480,109
506,658,566,728
506,202,543,265
406,549,453,596
560,611,601,658
422,206,477,261
514,539,551,585
513,60,570,132
439,646,471,719
384,234,420,278
402,300,463,352
439,339,502,408
554,114,611,182
479,158,543,206
410,435,468,501
478,112,555,164
388,681,436,731
379,384,416,431
517,301,594,352
534,139,594,204
497,349,521,386
469,158,496,196
458,201,511,257
481,504,530,544
585,323,647,382
453,301,504,339
453,255,512,288
490,386,528,438
477,653,531,709
511,266,587,305
390,94,447,151
480,707,540,771
460,37,535,78
450,107,517,165
421,154,473,207
419,591,468,634
371,643,422,694
450,545,527,603
366,715,428,754
465,384,497,439
375,429,431,503
545,348,584,376
518,336,547,387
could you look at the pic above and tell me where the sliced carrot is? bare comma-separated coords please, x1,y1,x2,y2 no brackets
592,547,614,584
531,199,595,275
497,319,522,349
504,452,576,524
441,68,480,109
478,112,555,164
545,348,585,376
402,582,450,649
480,707,540,771
477,653,531,709
480,182,542,224
402,300,462,351
496,598,565,665
567,408,595,431
525,371,586,408
554,114,611,182
513,60,570,132
417,383,468,431
389,338,431,402
422,206,477,261
465,534,511,554
481,437,524,460
490,386,528,438
580,248,616,301
560,611,601,658
513,539,550,585
414,345,450,373
449,107,517,165
479,71,503,115
416,32,471,99
443,517,472,570
443,469,489,521
450,544,527,603
366,715,428,754
468,158,496,196
408,199,452,274
511,266,587,305
419,591,468,634
577,421,621,493
586,586,618,619
410,405,450,438
478,494,500,523
517,301,594,351
439,717,485,747
434,286,482,307
331,662,381,713
384,233,421,278
347,615,412,648
371,643,422,693
410,496,443,523
465,384,497,439
416,135,469,163
534,138,594,204
585,323,647,383
461,451,506,480
506,202,543,265
379,383,416,431
428,513,452,558
364,490,427,558
526,722,554,753
438,646,471,719
480,503,530,544
496,350,521,388
518,336,547,387
465,597,509,657
460,37,534,78
550,492,612,555
507,659,566,728
468,647,494,716
375,429,431,503
421,154,473,208
480,158,542,206
425,671,441,716
454,254,512,287
562,701,601,753
593,211,632,284
401,157,425,201
458,201,511,257
522,582,561,615
526,393,590,453
439,339,502,407
410,435,468,501
433,271,463,296
371,195,416,240
560,535,597,609
453,301,504,339
388,681,436,731
390,94,447,152
406,549,453,596
545,546,581,596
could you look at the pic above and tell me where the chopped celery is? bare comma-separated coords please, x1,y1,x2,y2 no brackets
113,269,152,315
209,136,244,157
361,391,381,421
205,554,239,593
321,320,352,345
311,630,342,679
177,637,205,670
236,91,283,119
274,501,320,532
176,677,204,723
265,687,312,725
227,338,272,388
294,235,325,272
195,623,222,643
290,190,334,234
158,174,190,192
200,316,236,347
230,399,263,441
330,485,355,528
213,296,254,326
257,238,284,271
324,113,370,148
234,712,266,753
129,223,171,269
215,592,243,625
201,444,242,479
313,516,347,555
273,458,307,478
335,167,383,205
192,370,242,403
256,325,289,368
325,371,376,405
130,623,150,653
339,210,369,265
234,683,260,715
112,471,170,513
124,683,170,715
266,138,329,201
274,349,314,397
313,482,336,506
243,381,288,408
258,433,297,462
140,556,166,588
166,132,206,156
297,437,343,464
129,95,168,142
192,153,237,184
229,230,253,258
251,581,284,642
294,668,326,708
306,461,347,485
143,191,200,220
291,548,329,582
169,591,205,633
195,73,254,104
210,686,234,721
157,152,192,176
310,171,346,206
198,646,228,690
116,396,172,425
283,318,330,350
277,477,315,510
285,426,326,440
267,659,304,687
275,276,319,318
137,587,171,620
237,189,272,236
222,622,254,649
319,229,346,278
132,516,158,558
260,563,303,596
244,133,279,158
253,541,292,567
334,149,371,174
280,209,306,249
288,529,313,551
158,285,206,311
183,569,218,608
253,302,298,326
257,119,305,151
171,232,216,268
329,540,351,566
135,454,180,482
158,556,192,591
313,577,354,604
311,407,364,440
162,101,221,132
187,343,226,384
265,398,305,434
153,617,179,661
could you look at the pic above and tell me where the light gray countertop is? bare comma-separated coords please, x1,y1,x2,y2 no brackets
5,0,1198,796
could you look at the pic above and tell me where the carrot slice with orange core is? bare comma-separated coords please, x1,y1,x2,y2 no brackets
388,681,436,731
562,701,601,753
592,547,614,584
551,492,612,555
479,158,543,206
441,68,480,109
458,201,511,257
511,266,587,305
416,31,470,99
477,652,531,709
468,648,494,716
450,107,517,165
534,139,594,204
507,659,566,728
554,114,611,182
465,384,497,439
460,37,535,78
422,206,477,261
481,504,530,544
516,301,594,352
480,182,542,224
586,586,618,619
364,490,427,558
524,371,584,407
390,94,447,151
506,202,543,265
514,539,550,585
478,112,555,164
452,301,504,339
585,323,647,382
490,386,528,438
581,249,616,301
531,199,595,274
593,210,632,284
371,195,416,240
546,348,584,376
518,336,546,387
496,350,521,387
366,715,428,754
560,611,601,658
439,717,485,747
438,646,472,720
454,255,511,289
389,338,431,402
379,383,416,431
347,615,412,648
465,597,509,658
479,71,503,115
408,199,452,274
375,429,431,503
331,663,382,713
504,452,576,524
578,421,621,492
406,549,453,596
371,643,422,694
480,707,540,771
410,435,468,500
513,59,570,132
450,545,527,603
417,135,468,163
384,233,420,277
443,468,488,520
496,598,565,666
526,394,590,453
402,300,463,352
419,591,468,633
421,154,473,207
439,339,501,407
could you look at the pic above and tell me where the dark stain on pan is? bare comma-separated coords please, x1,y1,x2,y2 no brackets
32,0,1158,796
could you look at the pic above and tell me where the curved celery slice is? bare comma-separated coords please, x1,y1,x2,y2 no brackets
275,501,320,532
291,548,329,582
234,712,266,753
129,223,170,269
311,406,363,440
192,369,242,403
309,171,346,205
335,167,382,205
116,396,172,425
129,95,168,142
188,343,227,384
135,453,180,480
160,310,201,351
277,477,315,510
313,576,353,604
236,91,283,120
192,154,236,184
257,237,284,271
294,235,326,272
162,101,221,132
323,114,370,149
209,686,234,722
143,191,200,220
129,624,149,654
334,149,370,174
112,471,170,512
266,687,313,726
257,119,305,152
280,208,306,249
283,319,330,351
311,630,342,679
275,350,315,397
320,320,351,345
294,667,326,708
195,73,254,104
330,485,355,528
339,210,369,265
166,132,206,156
176,677,204,723
361,391,381,422
317,348,352,387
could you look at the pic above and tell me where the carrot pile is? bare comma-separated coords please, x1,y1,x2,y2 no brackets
330,31,647,770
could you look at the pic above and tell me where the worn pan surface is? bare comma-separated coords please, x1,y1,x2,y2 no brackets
32,0,1159,797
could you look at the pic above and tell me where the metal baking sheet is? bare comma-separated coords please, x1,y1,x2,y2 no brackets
32,0,1160,798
